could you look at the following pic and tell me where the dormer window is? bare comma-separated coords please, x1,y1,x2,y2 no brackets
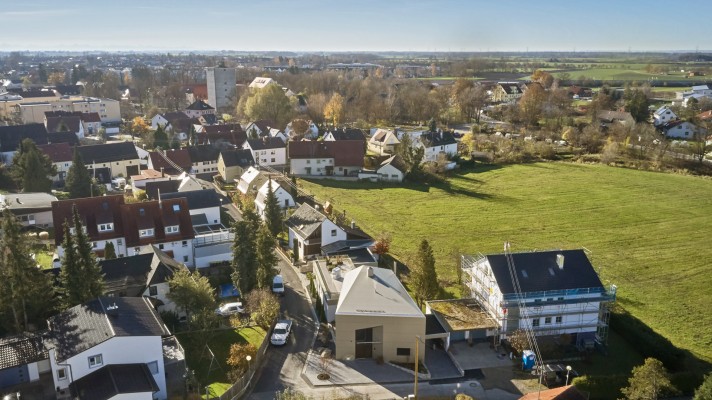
172,204,180,212
139,228,154,238
165,225,179,234
98,223,114,232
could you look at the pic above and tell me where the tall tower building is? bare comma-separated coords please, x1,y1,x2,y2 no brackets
206,67,236,111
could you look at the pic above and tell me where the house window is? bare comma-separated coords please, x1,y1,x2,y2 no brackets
558,297,564,301
271,158,275,163
147,360,159,375
139,208,145,216
57,368,67,380
173,204,180,212
317,159,321,164
149,286,158,296
139,228,155,237
556,316,563,324
532,319,540,327
88,354,103,368
166,225,179,234
544,317,552,324
98,223,114,232
331,229,337,237
182,240,188,247
396,348,411,356
547,298,553,302
158,244,164,250
306,160,311,164
117,239,123,246
183,255,189,262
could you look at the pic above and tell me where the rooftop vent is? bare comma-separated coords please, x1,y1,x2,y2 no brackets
521,270,528,278
556,254,565,270
367,266,374,277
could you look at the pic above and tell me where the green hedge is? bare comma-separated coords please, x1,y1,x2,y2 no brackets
572,374,628,400
671,371,704,395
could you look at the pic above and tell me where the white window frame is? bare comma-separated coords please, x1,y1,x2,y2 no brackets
147,360,159,375
57,368,67,380
139,228,155,237
166,225,179,234
98,223,114,232
88,354,103,368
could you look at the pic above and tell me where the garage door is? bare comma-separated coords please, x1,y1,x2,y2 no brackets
0,365,29,388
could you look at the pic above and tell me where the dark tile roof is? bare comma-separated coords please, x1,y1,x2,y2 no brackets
199,124,246,147
420,131,457,147
38,142,73,163
14,89,57,99
200,114,218,125
162,111,190,123
285,203,327,239
379,154,408,173
220,149,255,168
163,148,192,170
250,119,276,133
120,198,194,247
46,116,82,134
187,144,222,163
326,128,366,141
0,123,48,152
186,99,214,111
82,112,101,123
160,189,221,210
145,180,181,200
69,363,159,400
47,131,79,146
100,246,184,296
246,137,286,150
53,85,83,96
48,297,169,361
486,249,604,295
288,140,364,167
0,334,49,370
77,142,139,163
52,195,126,246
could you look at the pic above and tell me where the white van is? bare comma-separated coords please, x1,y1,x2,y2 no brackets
272,275,285,296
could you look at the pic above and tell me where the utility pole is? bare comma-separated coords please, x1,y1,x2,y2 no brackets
414,336,420,399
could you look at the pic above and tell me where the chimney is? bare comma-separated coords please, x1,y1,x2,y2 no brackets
158,189,162,209
350,220,355,229
367,266,374,277
556,253,565,270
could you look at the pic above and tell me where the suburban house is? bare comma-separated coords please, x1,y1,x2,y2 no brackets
323,128,366,144
0,192,58,229
286,203,347,261
183,99,215,119
653,106,678,127
0,123,51,164
0,333,49,391
154,148,193,174
249,77,277,89
130,168,173,189
217,149,255,182
151,111,190,131
160,189,223,225
76,142,141,179
147,151,185,176
194,124,246,147
46,297,171,399
187,144,223,175
254,179,295,219
285,120,319,140
377,154,408,182
491,82,526,103
661,120,706,139
52,195,196,265
368,128,400,155
596,110,635,128
334,265,425,363
236,166,272,195
418,131,458,162
459,249,616,348
38,142,74,185
312,251,377,322
268,128,288,143
44,114,85,139
678,84,712,105
99,245,187,314
242,137,287,167
288,141,365,177
519,385,588,400
244,120,275,137
567,86,593,100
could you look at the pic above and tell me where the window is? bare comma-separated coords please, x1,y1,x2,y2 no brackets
139,208,145,216
149,286,158,296
271,158,275,163
331,229,337,237
317,159,321,164
98,223,113,232
544,317,552,324
547,298,553,302
558,297,564,301
532,318,540,327
396,348,411,356
556,316,563,324
182,240,188,247
306,160,311,164
117,239,123,246
183,255,189,262
88,354,103,368
166,225,179,234
139,228,154,237
158,244,164,250
534,299,542,303
147,360,159,375
92,242,97,248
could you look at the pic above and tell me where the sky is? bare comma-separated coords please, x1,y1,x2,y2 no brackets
1,0,712,52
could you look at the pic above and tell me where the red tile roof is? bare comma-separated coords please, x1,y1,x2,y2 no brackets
38,142,73,163
163,149,192,171
120,198,194,247
519,385,587,400
52,195,126,246
288,140,364,167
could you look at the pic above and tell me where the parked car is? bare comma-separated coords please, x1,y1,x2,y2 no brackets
215,302,245,316
272,275,285,296
270,320,293,346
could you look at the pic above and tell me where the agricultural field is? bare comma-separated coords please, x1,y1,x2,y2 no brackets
300,162,712,363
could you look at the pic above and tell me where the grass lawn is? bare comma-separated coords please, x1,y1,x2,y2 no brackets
31,244,55,269
300,162,712,364
177,326,266,398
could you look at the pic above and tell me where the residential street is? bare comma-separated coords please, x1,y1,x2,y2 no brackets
248,253,316,399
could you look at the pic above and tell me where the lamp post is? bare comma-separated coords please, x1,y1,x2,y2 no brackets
565,365,572,386
246,355,252,373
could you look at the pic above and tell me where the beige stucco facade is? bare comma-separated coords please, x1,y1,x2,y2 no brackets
334,313,425,363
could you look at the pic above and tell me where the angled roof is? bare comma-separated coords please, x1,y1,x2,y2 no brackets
145,180,181,200
246,137,286,150
69,363,159,400
370,128,399,144
596,110,633,123
288,140,365,167
187,144,221,163
120,198,194,247
160,189,221,210
52,195,126,246
654,105,675,116
248,119,275,133
326,128,366,141
0,334,49,370
53,85,83,96
0,123,48,152
163,148,192,170
0,192,58,213
148,151,182,175
77,142,139,164
420,131,457,147
38,142,73,162
100,246,185,296
519,385,587,400
485,249,604,295
47,297,169,361
199,124,246,147
336,266,424,318
285,203,327,239
186,99,214,111
46,116,82,134
378,154,408,174
220,149,255,168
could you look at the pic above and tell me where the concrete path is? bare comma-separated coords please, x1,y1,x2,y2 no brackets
425,347,462,380
450,341,515,370
303,356,414,387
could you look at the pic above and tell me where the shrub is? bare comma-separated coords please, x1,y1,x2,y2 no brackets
572,374,628,400
671,371,705,396
611,308,685,371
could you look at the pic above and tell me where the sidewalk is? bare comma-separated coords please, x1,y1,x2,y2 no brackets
302,355,414,387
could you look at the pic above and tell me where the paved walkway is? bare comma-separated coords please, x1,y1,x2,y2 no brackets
302,354,414,387
425,347,462,379
450,341,515,370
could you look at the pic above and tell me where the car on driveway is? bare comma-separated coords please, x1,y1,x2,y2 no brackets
270,320,293,346
215,302,245,316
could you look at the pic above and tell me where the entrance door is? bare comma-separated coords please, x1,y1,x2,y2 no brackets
355,328,373,359
126,165,139,177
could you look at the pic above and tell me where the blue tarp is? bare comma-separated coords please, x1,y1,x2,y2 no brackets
219,283,240,299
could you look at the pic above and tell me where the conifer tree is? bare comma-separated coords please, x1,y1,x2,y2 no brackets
409,239,439,306
103,241,116,260
153,125,168,149
11,139,55,193
263,180,283,237
65,148,92,198
60,206,104,308
231,205,260,295
256,225,278,290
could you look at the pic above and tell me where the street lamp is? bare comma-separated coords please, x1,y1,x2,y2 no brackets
565,365,572,386
246,355,252,372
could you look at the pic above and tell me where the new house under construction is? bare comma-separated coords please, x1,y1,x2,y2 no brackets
461,249,616,349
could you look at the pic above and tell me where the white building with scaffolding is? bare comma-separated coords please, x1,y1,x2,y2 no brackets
461,249,616,349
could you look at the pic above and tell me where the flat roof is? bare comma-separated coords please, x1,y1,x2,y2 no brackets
428,299,498,331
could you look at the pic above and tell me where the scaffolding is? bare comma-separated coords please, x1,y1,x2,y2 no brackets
461,254,616,346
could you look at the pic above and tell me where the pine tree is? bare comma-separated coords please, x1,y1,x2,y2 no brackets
188,125,198,146
11,139,55,193
621,358,679,400
65,148,92,199
153,125,168,150
60,206,104,308
409,239,439,306
255,225,278,290
231,205,260,295
0,209,56,333
103,242,116,260
59,222,81,307
22,150,52,193
263,180,283,237
73,208,104,300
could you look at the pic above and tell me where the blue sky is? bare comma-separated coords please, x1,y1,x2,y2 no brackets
1,0,711,52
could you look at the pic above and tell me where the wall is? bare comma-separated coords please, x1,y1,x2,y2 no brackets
143,282,176,313
191,206,221,225
334,314,425,363
320,219,347,248
249,147,287,167
290,158,334,176
88,158,140,179
377,164,404,182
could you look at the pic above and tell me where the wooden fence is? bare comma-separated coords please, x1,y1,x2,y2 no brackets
210,326,271,400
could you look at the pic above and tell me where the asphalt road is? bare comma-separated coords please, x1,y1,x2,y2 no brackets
248,253,316,399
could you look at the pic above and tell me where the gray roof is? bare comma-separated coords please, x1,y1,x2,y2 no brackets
285,203,327,239
70,363,159,400
191,213,209,226
0,334,49,370
220,149,254,168
378,154,408,173
77,142,139,163
321,239,373,255
99,246,185,296
486,249,604,295
0,193,58,213
336,266,424,318
160,189,221,210
48,297,169,362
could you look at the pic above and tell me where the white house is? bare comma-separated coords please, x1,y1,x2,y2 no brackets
249,77,277,89
460,249,616,347
47,297,171,399
237,166,271,195
285,203,347,261
376,154,407,182
368,128,401,155
242,137,287,167
662,120,706,139
653,106,678,127
417,131,458,163
285,120,319,140
0,192,58,228
254,179,295,219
